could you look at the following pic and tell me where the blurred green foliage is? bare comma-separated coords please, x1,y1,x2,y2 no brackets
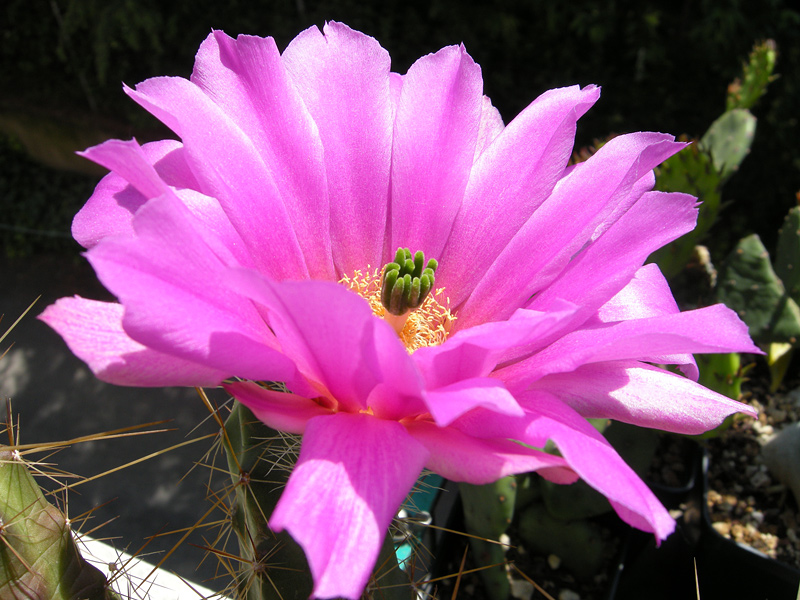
1,0,798,256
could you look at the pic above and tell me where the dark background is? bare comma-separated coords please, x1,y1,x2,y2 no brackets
2,0,799,257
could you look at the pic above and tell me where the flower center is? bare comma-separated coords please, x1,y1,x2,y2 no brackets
339,250,455,352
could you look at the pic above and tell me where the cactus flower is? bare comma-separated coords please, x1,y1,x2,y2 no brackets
41,23,759,600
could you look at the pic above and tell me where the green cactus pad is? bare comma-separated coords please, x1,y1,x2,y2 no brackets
774,206,800,302
459,477,517,600
699,109,757,184
0,449,118,600
517,501,610,580
717,233,800,344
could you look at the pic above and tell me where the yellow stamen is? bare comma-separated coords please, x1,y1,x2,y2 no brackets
340,267,455,353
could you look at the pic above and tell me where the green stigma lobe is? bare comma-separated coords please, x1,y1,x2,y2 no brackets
381,248,438,316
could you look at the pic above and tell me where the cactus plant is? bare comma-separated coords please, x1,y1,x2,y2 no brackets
726,39,778,112
221,400,414,600
651,40,775,279
716,206,800,391
0,448,119,600
459,476,517,600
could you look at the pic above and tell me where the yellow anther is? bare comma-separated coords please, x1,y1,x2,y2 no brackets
340,267,455,352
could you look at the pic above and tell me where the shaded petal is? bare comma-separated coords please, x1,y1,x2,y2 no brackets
390,44,483,261
527,191,698,321
87,194,303,386
439,85,600,305
592,263,680,323
282,22,392,274
497,304,761,389
518,392,675,541
224,381,331,434
457,133,686,329
73,139,197,248
191,32,334,280
125,76,308,280
529,360,757,434
413,301,579,389
225,270,426,415
589,263,698,378
405,420,576,484
39,297,227,386
422,377,523,427
270,413,429,600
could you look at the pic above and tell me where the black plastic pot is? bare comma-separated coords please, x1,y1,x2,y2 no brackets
610,448,800,600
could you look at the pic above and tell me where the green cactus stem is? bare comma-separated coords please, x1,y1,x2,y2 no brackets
0,448,118,600
459,477,517,600
726,39,778,112
222,401,313,600
222,402,414,600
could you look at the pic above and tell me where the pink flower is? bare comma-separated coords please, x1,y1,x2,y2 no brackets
42,23,758,599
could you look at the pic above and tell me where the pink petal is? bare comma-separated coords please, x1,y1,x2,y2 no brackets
527,191,698,320
225,269,426,416
497,304,761,389
389,44,483,262
422,377,523,427
86,195,302,386
439,85,601,306
282,22,393,275
413,302,579,389
451,394,675,540
190,32,334,280
592,263,681,323
457,132,686,329
519,392,676,541
473,95,505,160
588,263,698,379
270,413,429,600
39,297,227,386
73,139,197,248
405,420,577,485
529,360,757,434
224,381,331,434
125,76,309,280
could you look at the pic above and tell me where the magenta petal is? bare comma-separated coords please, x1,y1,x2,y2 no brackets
86,195,301,385
282,22,392,274
458,132,686,329
224,381,330,434
592,263,680,323
39,297,227,386
414,302,578,389
439,85,601,305
498,304,761,389
270,413,429,600
519,392,675,540
422,377,523,427
225,269,424,415
73,139,196,248
191,32,334,280
473,95,505,160
390,43,483,261
125,76,309,280
529,360,756,434
528,191,698,320
406,420,577,485
587,264,698,378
